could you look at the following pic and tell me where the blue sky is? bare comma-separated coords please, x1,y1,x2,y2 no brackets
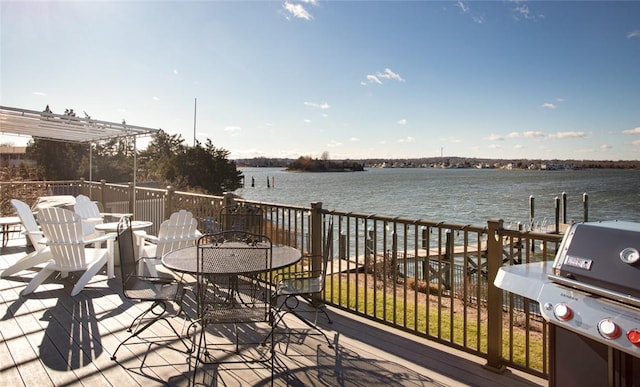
2,1,639,160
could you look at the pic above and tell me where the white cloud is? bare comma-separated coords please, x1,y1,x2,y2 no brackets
173,69,179,75
488,144,502,149
33,91,46,96
364,75,382,85
601,144,613,150
397,119,407,125
350,137,360,142
304,119,312,123
455,1,469,13
363,68,404,85
303,101,330,110
485,133,504,141
508,131,546,139
549,131,586,139
283,1,313,20
378,68,404,82
224,126,241,136
523,131,546,138
153,96,160,101
541,103,557,109
633,139,640,145
512,2,543,21
627,30,640,39
514,144,524,150
622,127,640,134
440,136,462,143
397,136,415,143
455,1,484,24
327,140,342,148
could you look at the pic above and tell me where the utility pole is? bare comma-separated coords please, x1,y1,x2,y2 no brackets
193,97,197,147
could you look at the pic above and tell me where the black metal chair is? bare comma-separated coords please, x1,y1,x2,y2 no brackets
218,203,266,299
110,217,189,363
188,231,274,384
219,203,264,236
269,218,334,347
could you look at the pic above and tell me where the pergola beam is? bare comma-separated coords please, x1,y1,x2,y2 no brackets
0,105,159,143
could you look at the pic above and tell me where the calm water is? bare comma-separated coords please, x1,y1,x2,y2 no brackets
235,167,640,228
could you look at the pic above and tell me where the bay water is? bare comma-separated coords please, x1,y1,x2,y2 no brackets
236,167,640,228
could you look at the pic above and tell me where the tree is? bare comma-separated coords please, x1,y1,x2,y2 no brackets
138,131,243,194
26,138,87,180
26,127,243,195
137,130,184,183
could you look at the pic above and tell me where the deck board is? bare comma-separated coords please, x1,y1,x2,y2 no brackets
0,237,546,386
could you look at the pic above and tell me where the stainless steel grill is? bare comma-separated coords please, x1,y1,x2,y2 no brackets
496,221,640,386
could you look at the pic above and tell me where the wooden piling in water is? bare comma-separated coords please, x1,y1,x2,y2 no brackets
583,192,589,222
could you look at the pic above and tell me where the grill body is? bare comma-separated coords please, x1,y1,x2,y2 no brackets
496,221,640,386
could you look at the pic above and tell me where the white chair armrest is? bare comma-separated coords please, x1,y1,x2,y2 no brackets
84,232,117,245
141,234,159,244
23,230,44,238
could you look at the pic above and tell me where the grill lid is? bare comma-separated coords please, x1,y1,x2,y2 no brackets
550,221,640,304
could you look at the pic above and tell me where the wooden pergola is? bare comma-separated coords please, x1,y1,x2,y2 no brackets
0,105,161,212
0,105,159,143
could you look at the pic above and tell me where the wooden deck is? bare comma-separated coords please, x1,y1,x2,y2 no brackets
0,237,546,386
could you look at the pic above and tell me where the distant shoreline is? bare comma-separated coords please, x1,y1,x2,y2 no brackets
236,156,640,170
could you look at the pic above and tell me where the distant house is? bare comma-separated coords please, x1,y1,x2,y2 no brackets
0,146,35,167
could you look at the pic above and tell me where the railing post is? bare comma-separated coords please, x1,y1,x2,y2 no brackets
443,230,453,290
485,218,506,373
79,178,86,196
421,226,429,280
99,179,106,210
339,230,347,260
391,230,398,282
221,192,238,231
127,182,135,217
554,196,560,234
223,192,237,208
561,192,567,225
166,186,175,220
310,202,323,304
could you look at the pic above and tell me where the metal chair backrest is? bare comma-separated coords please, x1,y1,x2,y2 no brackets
37,207,88,271
116,217,137,286
319,218,334,284
219,204,264,237
195,231,272,323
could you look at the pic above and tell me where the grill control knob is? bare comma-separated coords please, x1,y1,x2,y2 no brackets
598,319,621,339
627,329,640,345
554,303,573,321
620,248,640,265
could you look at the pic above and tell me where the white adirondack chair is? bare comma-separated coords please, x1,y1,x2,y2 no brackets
73,194,104,239
22,207,116,297
139,209,202,258
0,199,53,278
138,210,201,275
